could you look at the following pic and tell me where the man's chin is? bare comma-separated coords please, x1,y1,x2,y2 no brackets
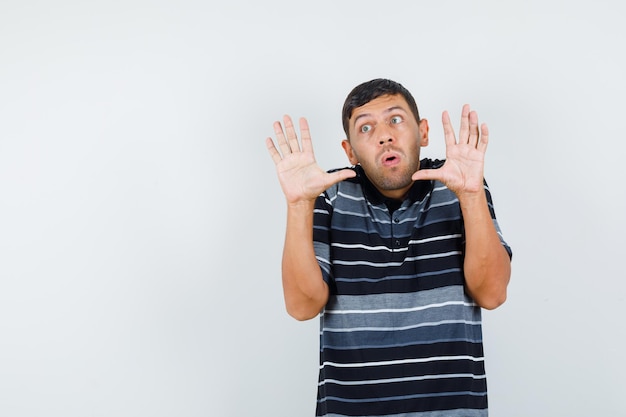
378,177,414,192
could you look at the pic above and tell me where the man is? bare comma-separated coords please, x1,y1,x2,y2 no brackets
266,78,512,416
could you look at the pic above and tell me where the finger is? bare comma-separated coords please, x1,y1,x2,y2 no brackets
411,168,438,182
265,137,283,165
283,115,301,153
273,119,292,156
299,117,314,154
442,110,457,147
477,123,489,153
459,104,471,144
468,110,479,147
330,168,357,184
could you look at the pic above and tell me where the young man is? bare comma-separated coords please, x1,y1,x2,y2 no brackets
266,78,512,416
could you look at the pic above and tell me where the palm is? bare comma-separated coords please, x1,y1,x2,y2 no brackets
413,104,488,196
266,115,355,204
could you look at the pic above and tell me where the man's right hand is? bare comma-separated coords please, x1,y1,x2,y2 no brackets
266,115,356,204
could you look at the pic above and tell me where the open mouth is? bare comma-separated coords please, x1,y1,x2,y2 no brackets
381,153,401,167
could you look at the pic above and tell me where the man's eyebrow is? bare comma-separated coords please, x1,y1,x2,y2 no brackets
352,106,407,125
353,112,371,125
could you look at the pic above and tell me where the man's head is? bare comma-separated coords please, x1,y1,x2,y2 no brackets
341,78,429,200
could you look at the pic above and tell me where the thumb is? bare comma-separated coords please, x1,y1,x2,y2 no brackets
323,168,357,189
331,168,357,184
411,168,438,182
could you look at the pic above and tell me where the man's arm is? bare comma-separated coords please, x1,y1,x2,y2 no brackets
458,189,511,309
281,201,329,320
412,104,511,309
266,115,355,320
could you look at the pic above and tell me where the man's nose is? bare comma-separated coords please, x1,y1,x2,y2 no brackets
377,124,394,145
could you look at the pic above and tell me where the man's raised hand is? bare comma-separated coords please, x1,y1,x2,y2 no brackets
266,115,356,204
412,104,488,196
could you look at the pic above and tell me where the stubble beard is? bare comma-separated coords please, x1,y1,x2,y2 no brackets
363,158,420,193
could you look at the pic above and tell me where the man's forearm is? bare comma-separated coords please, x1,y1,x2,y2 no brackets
459,190,511,310
281,201,329,320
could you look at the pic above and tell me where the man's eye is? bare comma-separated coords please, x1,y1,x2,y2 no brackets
390,116,403,124
360,124,372,133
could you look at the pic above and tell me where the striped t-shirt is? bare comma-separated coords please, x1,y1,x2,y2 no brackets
312,159,512,417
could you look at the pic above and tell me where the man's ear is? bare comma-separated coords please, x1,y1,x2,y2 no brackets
419,119,429,146
341,139,359,165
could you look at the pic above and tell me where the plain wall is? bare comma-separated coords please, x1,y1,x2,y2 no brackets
1,1,624,416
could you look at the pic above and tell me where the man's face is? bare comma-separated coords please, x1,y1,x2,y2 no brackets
342,94,429,200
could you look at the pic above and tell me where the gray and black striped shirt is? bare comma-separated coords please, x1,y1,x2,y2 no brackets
313,159,512,417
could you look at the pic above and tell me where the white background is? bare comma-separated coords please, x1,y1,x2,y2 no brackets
1,1,625,416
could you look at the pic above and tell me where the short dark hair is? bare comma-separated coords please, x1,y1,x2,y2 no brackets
341,78,420,138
